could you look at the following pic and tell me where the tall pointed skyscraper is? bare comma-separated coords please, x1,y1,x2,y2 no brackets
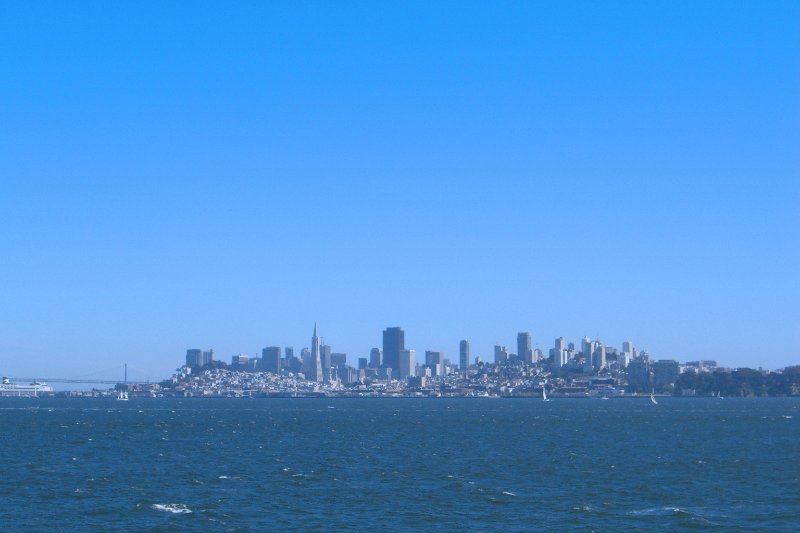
309,323,323,382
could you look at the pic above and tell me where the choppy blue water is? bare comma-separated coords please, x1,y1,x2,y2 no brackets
1,397,798,531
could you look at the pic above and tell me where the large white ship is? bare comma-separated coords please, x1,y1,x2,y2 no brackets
0,377,53,397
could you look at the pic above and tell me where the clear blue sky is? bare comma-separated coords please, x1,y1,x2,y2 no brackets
1,1,798,380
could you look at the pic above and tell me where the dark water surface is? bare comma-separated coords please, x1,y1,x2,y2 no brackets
1,397,798,531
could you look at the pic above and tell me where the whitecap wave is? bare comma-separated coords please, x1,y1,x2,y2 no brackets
629,506,691,517
152,503,192,514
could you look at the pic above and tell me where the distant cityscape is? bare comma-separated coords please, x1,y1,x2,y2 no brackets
3,324,798,398
158,324,797,398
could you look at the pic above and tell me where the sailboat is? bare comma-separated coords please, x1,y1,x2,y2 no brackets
542,384,550,402
117,390,129,401
649,389,658,405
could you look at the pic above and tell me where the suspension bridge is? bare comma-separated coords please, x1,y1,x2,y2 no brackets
6,364,156,386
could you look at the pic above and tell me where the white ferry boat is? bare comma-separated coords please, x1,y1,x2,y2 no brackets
0,377,54,397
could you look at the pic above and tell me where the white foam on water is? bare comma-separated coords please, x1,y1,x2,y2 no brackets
152,503,192,514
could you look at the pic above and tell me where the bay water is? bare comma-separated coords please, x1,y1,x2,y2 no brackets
1,397,798,530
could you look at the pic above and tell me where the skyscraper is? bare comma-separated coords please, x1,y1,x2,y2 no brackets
369,348,382,368
398,349,415,379
595,343,606,370
262,346,281,374
185,349,202,367
553,338,568,367
622,341,635,363
425,351,445,376
309,323,322,382
555,337,566,352
382,327,405,374
320,344,332,383
517,332,532,365
619,341,632,368
627,359,651,392
459,340,470,371
494,345,508,365
581,336,592,363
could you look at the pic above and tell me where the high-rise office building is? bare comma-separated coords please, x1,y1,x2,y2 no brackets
358,357,368,370
622,341,633,353
581,337,592,362
553,348,568,367
185,349,202,367
622,341,635,363
231,354,249,368
370,348,382,368
494,345,508,365
382,327,405,374
459,340,470,370
555,337,566,352
331,353,346,367
287,353,302,373
627,359,651,392
594,343,606,370
282,347,294,370
338,365,357,385
309,323,323,382
620,341,633,368
517,332,532,365
320,344,332,383
330,353,348,383
398,349,415,379
425,351,445,376
262,346,281,374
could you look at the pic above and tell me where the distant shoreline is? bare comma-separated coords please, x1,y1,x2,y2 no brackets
2,393,796,400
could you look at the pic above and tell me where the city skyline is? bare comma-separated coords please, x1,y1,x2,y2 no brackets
1,2,798,379
179,322,764,374
1,319,794,381
150,320,787,400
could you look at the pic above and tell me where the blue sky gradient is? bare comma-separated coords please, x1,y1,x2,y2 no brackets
1,1,798,379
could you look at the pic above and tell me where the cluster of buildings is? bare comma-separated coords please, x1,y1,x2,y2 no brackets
172,324,722,397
